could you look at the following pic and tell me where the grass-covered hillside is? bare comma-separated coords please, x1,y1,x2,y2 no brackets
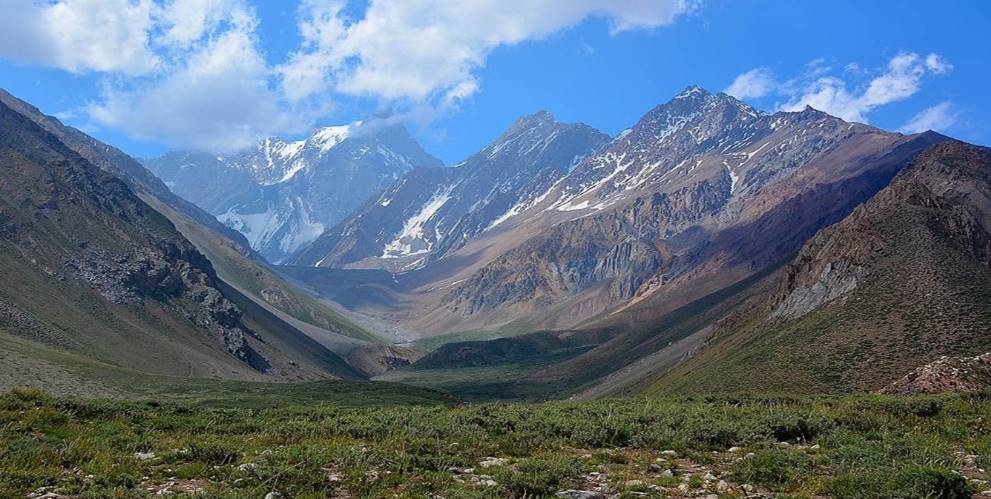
2,389,989,498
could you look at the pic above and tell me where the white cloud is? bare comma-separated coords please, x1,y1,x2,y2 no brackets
159,0,242,46
0,0,160,75
724,68,775,100
87,12,315,152
782,52,951,123
925,53,953,74
898,101,958,133
280,0,697,104
728,52,952,124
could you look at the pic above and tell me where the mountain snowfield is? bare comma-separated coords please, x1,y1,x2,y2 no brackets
144,122,441,263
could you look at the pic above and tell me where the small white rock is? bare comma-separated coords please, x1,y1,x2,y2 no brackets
479,457,509,467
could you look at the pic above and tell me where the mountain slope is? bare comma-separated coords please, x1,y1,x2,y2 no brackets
146,123,442,263
420,87,944,335
646,141,991,395
292,111,610,270
0,95,362,383
0,89,376,345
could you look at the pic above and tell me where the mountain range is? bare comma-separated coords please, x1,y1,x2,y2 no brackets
2,85,989,401
144,122,441,263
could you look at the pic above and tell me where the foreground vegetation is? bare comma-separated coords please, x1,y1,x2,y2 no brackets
1,389,989,498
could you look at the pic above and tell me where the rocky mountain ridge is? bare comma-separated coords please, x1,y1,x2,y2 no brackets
145,122,442,263
430,87,943,332
291,111,610,270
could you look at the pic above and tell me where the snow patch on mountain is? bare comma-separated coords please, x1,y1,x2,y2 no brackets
312,125,351,152
381,186,453,258
217,206,283,255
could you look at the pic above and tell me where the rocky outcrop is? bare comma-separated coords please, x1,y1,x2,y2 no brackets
344,344,423,377
880,353,991,395
771,260,866,320
770,141,991,321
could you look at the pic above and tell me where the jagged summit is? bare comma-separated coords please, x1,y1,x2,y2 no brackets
673,84,711,99
513,109,556,125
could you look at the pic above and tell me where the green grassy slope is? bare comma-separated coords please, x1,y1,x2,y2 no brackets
0,331,450,407
386,264,776,401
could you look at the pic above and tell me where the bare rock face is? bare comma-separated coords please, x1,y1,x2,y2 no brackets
880,353,991,395
771,260,866,320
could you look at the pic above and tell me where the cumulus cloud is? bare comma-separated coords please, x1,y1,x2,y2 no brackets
159,0,244,46
898,101,958,133
0,0,160,75
727,52,952,125
782,52,951,122
87,19,314,152
724,68,775,100
280,0,698,105
0,0,695,152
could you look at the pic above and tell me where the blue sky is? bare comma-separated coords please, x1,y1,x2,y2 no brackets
0,0,988,164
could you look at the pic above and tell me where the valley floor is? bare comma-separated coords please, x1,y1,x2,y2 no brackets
2,389,989,498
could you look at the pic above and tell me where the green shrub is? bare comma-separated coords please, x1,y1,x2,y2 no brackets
186,440,241,465
494,454,583,497
730,449,816,490
828,465,970,498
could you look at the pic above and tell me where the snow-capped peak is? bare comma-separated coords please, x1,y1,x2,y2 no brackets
309,124,353,152
674,85,710,100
